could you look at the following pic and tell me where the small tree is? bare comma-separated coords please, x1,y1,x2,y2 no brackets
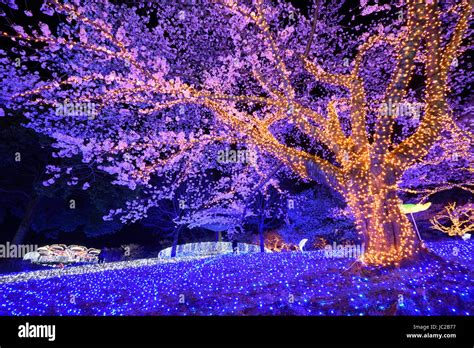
430,202,474,237
246,185,287,252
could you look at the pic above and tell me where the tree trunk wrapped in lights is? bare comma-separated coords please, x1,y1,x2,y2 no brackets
300,0,470,265
1,0,471,266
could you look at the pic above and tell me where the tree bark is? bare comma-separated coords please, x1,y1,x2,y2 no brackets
11,196,39,245
342,170,420,266
259,215,265,253
171,227,180,258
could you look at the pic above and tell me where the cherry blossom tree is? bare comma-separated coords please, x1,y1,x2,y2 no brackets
1,0,471,266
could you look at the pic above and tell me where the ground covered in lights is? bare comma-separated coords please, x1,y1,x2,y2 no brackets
0,240,472,316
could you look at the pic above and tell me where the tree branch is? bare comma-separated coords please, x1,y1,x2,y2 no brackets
303,0,321,58
387,0,472,170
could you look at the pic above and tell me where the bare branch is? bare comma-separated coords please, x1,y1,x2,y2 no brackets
303,0,321,58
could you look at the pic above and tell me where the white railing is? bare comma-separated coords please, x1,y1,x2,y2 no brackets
157,242,270,259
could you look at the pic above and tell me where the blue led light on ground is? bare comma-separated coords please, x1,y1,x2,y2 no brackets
0,240,471,316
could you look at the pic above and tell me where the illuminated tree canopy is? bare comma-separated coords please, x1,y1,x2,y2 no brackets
0,0,472,266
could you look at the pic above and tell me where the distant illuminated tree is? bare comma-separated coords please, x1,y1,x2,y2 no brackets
1,0,471,265
430,202,474,237
246,185,287,253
